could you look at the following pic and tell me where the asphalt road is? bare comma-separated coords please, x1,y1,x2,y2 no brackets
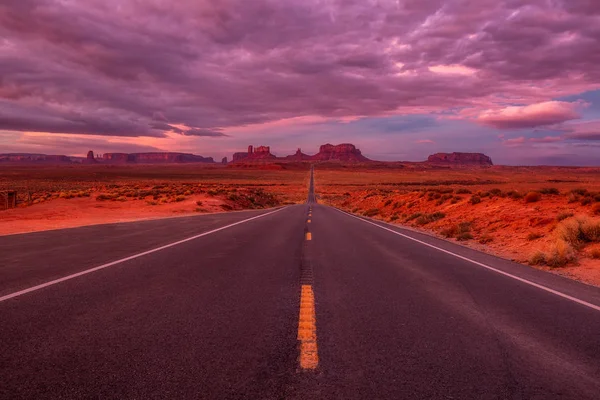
1,169,600,399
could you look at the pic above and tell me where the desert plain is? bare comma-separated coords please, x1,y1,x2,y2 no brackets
2,162,600,286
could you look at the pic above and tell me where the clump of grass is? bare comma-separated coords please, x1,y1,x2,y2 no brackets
363,208,380,217
524,192,542,203
390,214,399,221
470,195,481,205
507,190,523,200
441,221,473,240
384,199,393,207
406,212,423,221
571,188,588,196
175,195,186,202
567,193,579,204
546,239,576,267
556,216,600,247
456,188,472,194
196,200,203,206
581,197,592,206
146,200,158,206
529,251,546,265
539,188,560,195
489,188,503,197
556,212,574,222
478,234,494,244
415,212,446,225
527,232,543,241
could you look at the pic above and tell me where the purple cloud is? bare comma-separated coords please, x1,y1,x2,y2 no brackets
0,0,599,143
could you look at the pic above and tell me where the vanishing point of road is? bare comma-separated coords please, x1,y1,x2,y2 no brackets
1,169,600,399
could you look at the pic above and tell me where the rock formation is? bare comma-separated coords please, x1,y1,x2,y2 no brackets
0,153,71,163
102,152,214,163
83,150,98,164
427,152,493,166
284,148,311,161
221,157,228,164
311,143,370,162
232,145,277,162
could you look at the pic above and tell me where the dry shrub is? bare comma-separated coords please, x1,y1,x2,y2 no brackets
590,246,600,259
546,239,576,267
470,195,481,205
363,208,379,217
478,234,493,244
527,232,543,241
556,216,600,247
592,203,600,215
556,212,574,221
529,251,546,265
524,192,542,203
415,212,445,225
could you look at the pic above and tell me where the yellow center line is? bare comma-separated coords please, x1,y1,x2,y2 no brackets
307,219,311,223
306,232,312,240
298,284,318,369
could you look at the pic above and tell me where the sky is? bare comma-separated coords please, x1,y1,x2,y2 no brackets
1,0,600,165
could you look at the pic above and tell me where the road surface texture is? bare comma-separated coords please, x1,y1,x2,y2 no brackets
1,169,600,399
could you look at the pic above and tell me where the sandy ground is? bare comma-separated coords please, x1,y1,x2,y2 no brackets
0,194,228,236
316,168,600,287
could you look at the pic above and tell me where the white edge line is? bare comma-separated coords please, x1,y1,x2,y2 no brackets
0,207,287,303
333,207,600,312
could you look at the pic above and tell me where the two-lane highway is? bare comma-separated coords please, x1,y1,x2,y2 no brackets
1,169,600,399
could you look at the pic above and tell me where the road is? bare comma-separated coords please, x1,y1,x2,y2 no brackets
1,168,600,399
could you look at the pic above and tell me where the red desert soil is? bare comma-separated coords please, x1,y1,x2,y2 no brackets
0,164,308,235
315,165,600,287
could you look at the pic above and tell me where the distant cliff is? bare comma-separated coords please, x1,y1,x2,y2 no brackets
232,143,370,163
102,152,214,163
0,153,71,163
310,143,370,162
427,152,493,166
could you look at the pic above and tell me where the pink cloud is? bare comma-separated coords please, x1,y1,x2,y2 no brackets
529,136,564,143
502,136,527,146
415,139,435,144
563,120,600,140
477,101,584,129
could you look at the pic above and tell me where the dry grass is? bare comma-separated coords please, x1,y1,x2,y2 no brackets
316,165,600,283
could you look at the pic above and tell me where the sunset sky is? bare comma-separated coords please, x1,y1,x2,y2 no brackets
1,0,600,165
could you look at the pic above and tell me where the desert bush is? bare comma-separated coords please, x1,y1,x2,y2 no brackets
581,197,592,206
175,195,186,202
352,207,360,213
478,234,494,244
594,194,600,202
478,191,490,198
196,200,203,206
524,192,542,203
390,214,399,221
415,212,446,225
546,239,576,267
456,232,474,241
490,188,503,197
456,188,472,194
529,251,546,265
406,212,423,221
470,196,481,205
220,204,233,210
450,196,462,204
146,200,158,206
590,247,600,259
556,216,600,247
384,199,393,207
507,190,523,200
527,232,543,241
363,208,380,217
571,188,588,196
567,193,579,203
556,212,574,221
539,187,560,195
592,203,600,215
